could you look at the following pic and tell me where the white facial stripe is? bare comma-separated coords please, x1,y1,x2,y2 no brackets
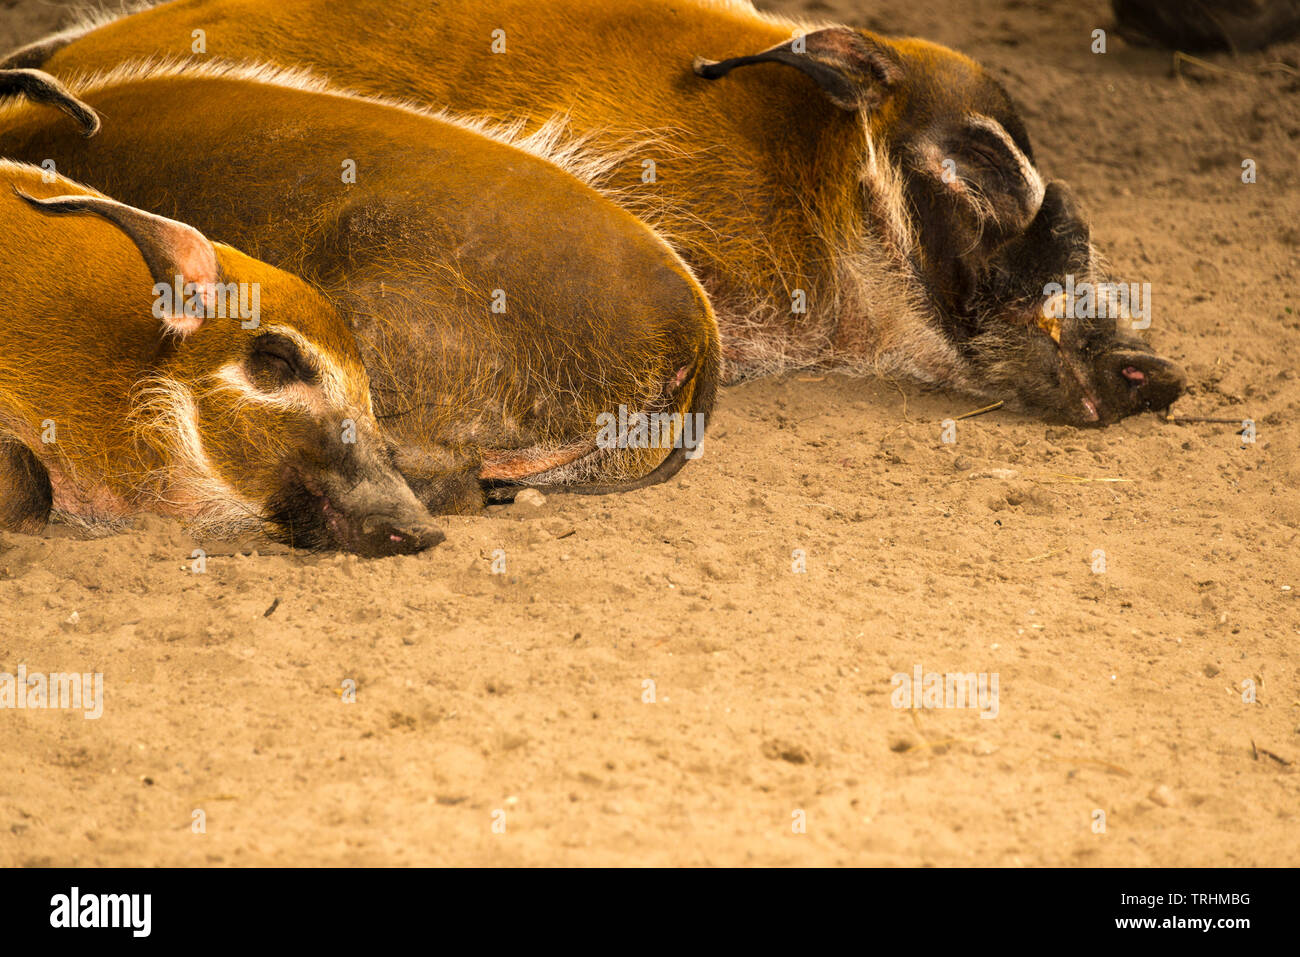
214,363,324,414
865,129,921,257
967,113,1045,214
128,375,257,523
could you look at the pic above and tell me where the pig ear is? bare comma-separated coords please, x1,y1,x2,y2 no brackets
13,189,220,337
0,68,100,136
693,27,902,112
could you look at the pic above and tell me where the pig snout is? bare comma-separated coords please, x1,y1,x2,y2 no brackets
315,471,445,557
1093,343,1187,424
1051,340,1187,427
978,181,1187,425
272,456,445,557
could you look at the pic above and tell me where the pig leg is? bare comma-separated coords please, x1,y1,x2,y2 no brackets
0,436,53,533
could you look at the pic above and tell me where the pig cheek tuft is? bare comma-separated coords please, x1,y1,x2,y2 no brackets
163,313,204,338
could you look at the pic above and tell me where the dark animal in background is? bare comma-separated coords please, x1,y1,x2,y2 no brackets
1113,0,1300,52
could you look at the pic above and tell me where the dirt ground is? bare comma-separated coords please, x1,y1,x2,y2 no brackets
1,0,1297,867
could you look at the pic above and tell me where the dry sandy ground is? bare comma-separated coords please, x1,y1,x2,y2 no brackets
1,0,1297,867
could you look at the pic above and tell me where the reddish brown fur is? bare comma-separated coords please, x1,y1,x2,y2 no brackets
15,0,1185,424
0,158,440,553
0,65,721,507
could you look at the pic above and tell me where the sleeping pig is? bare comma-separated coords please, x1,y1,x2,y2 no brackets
7,0,1186,425
0,71,442,554
0,63,721,510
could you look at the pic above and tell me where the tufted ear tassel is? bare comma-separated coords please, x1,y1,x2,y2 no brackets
694,26,903,112
0,67,100,135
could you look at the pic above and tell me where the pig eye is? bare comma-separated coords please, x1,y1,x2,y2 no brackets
247,333,318,390
962,141,1010,175
937,117,1045,241
951,129,1022,193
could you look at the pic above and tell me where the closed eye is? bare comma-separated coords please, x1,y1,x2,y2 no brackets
247,333,319,389
956,131,1022,187
965,142,1008,171
963,115,1044,205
